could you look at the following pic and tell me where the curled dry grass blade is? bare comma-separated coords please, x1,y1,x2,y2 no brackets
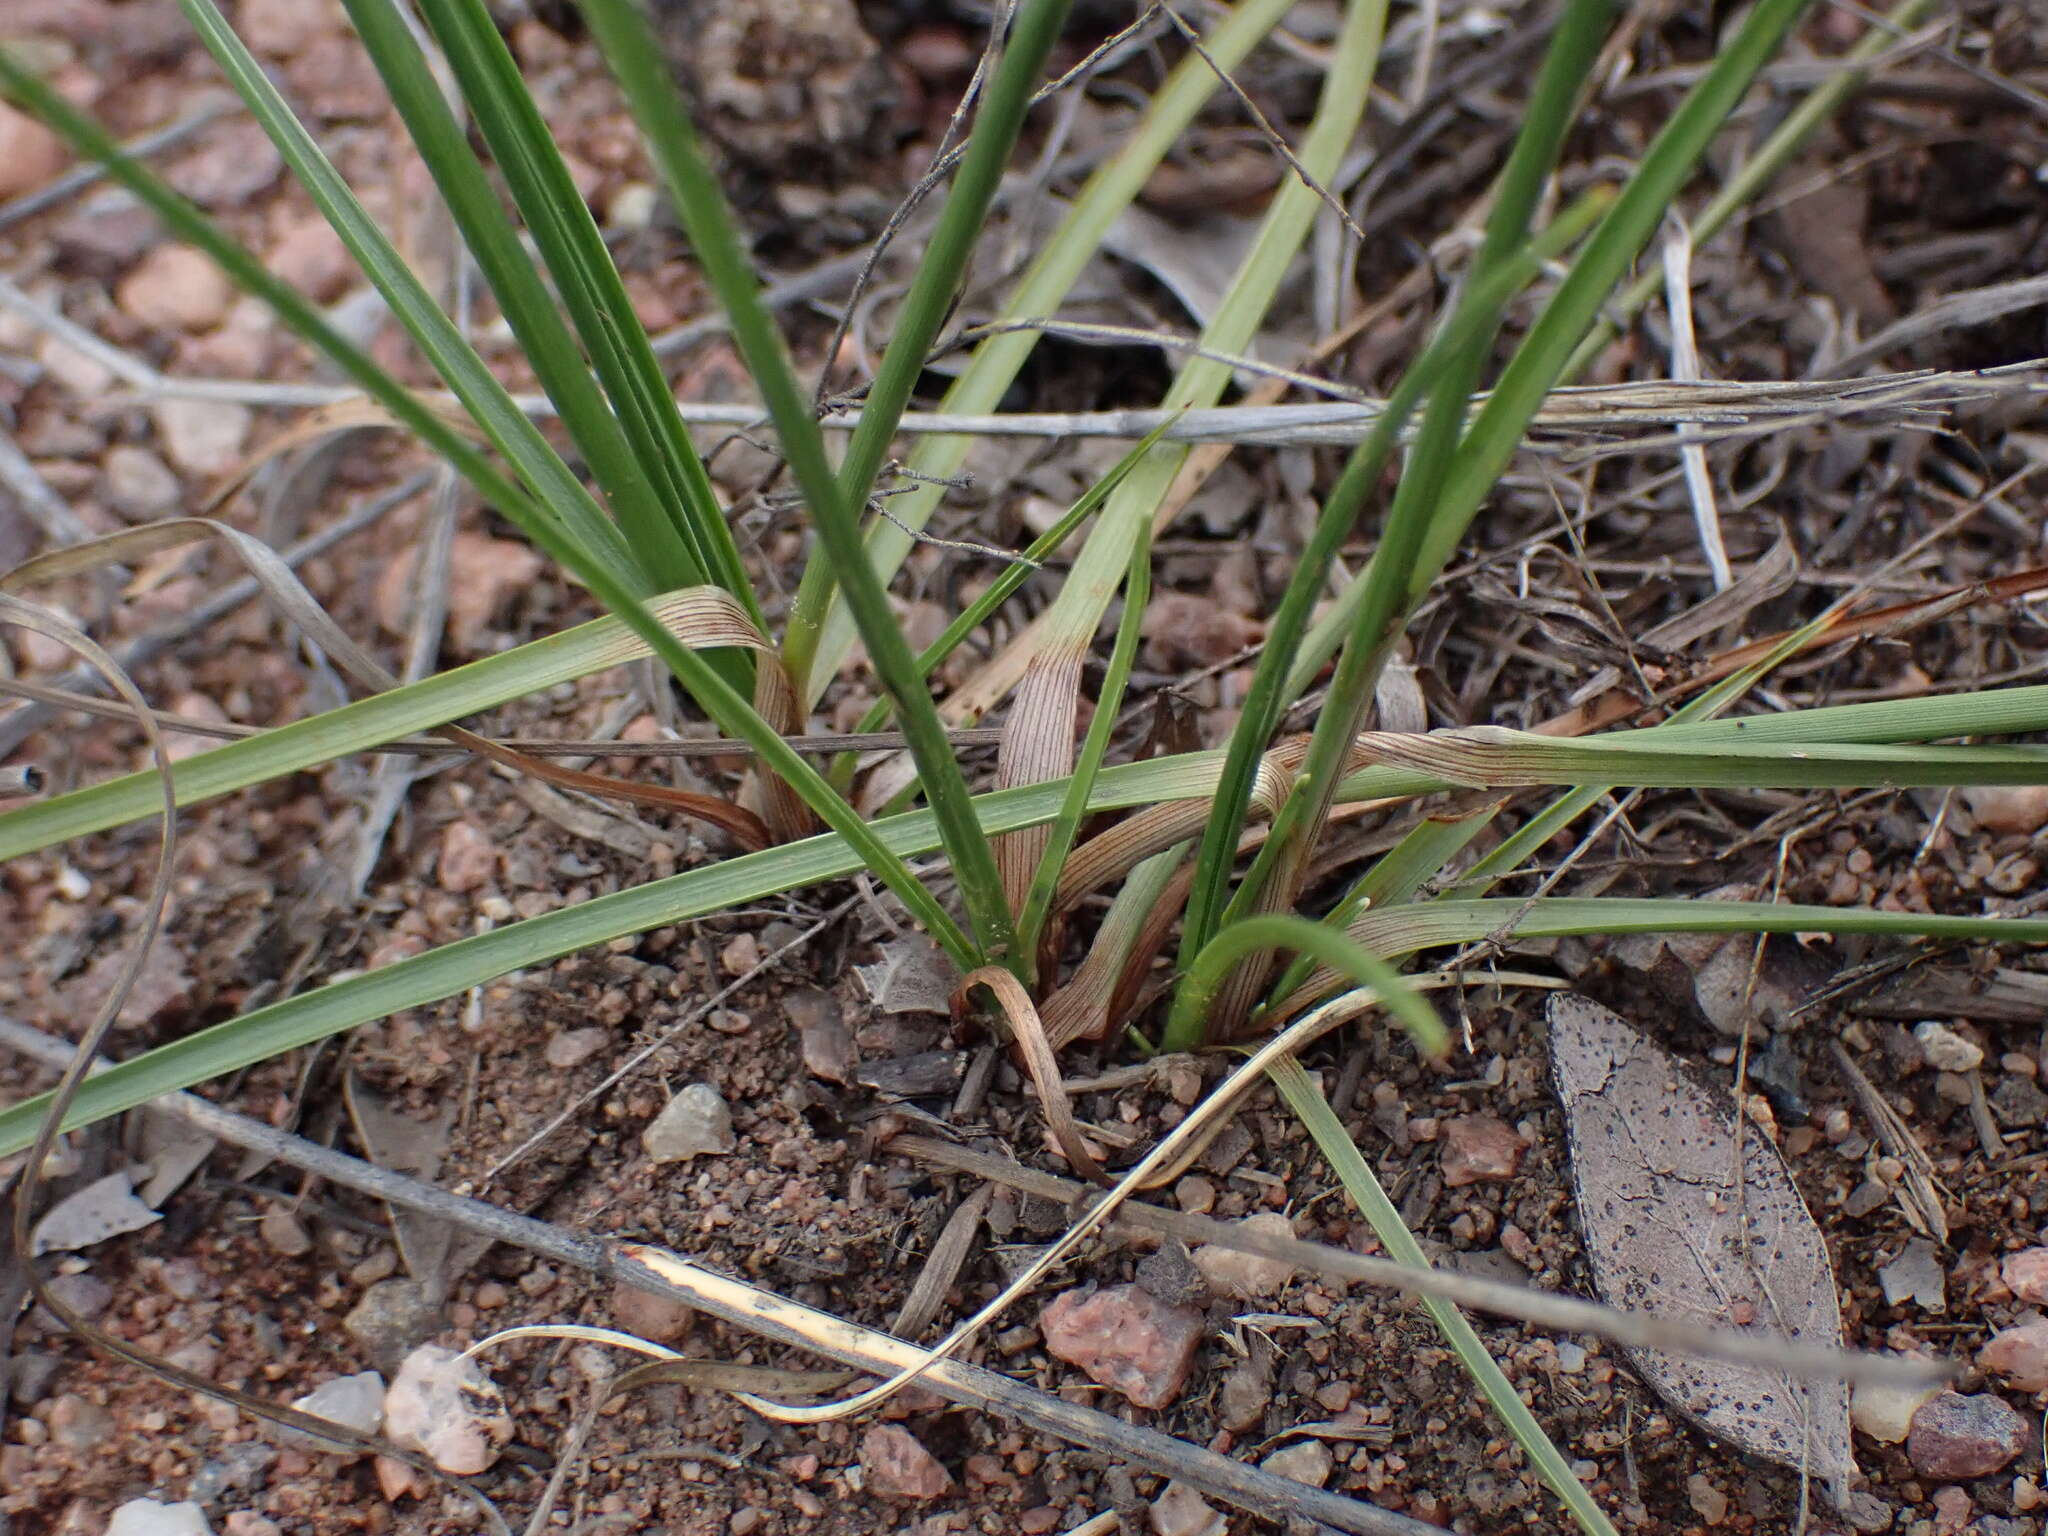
955,967,1107,1184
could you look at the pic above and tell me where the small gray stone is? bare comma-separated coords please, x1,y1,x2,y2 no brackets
152,398,251,476
1135,1239,1207,1310
1993,1075,2048,1128
8,1350,59,1406
1217,1351,1272,1433
1842,1490,1894,1534
1878,1239,1946,1311
47,1392,113,1451
643,1083,736,1164
1915,1022,1984,1073
544,1028,610,1070
35,1272,113,1326
1192,1212,1297,1299
1260,1440,1333,1488
259,1208,312,1257
1149,1480,1227,1536
106,1500,211,1536
785,987,852,1084
102,444,181,521
384,1345,512,1474
187,1441,275,1505
281,1370,385,1455
343,1278,444,1373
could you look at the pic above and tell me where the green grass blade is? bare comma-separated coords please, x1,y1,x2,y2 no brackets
1269,801,1499,1002
1269,896,2048,1020
175,0,641,587
0,23,630,591
582,0,1015,968
0,593,727,861
7,851,2047,1160
782,0,1302,705
1178,189,1614,966
1269,1058,1620,1536
409,0,757,615
994,0,1391,931
1163,913,1448,1056
1417,0,1816,583
337,0,700,598
845,416,1182,751
1229,0,1617,952
1355,730,2048,791
1560,0,1944,381
833,0,1076,517
14,669,2048,868
1281,0,1821,700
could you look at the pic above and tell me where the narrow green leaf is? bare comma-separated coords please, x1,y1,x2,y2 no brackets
583,0,1017,967
175,0,641,588
1232,0,1618,963
1269,1058,1620,1536
1163,913,1449,1056
782,0,1303,704
832,0,1077,517
337,0,697,597
409,0,757,617
1179,189,1614,966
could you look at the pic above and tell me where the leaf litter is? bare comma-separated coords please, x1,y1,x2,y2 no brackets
1546,991,1858,1502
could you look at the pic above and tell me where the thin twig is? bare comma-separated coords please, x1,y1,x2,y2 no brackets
890,1130,1945,1388
0,1012,1444,1536
1156,1,1371,246
0,429,93,547
0,94,238,231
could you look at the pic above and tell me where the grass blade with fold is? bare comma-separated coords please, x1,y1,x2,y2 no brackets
336,0,715,604
1229,0,1619,964
986,0,1391,918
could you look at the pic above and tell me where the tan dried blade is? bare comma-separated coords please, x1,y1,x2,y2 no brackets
955,965,1107,1185
3,520,782,849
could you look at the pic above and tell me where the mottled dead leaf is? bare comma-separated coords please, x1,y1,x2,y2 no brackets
1547,993,1856,1496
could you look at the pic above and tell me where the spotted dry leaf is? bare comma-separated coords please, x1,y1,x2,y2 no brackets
1547,993,1856,1494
